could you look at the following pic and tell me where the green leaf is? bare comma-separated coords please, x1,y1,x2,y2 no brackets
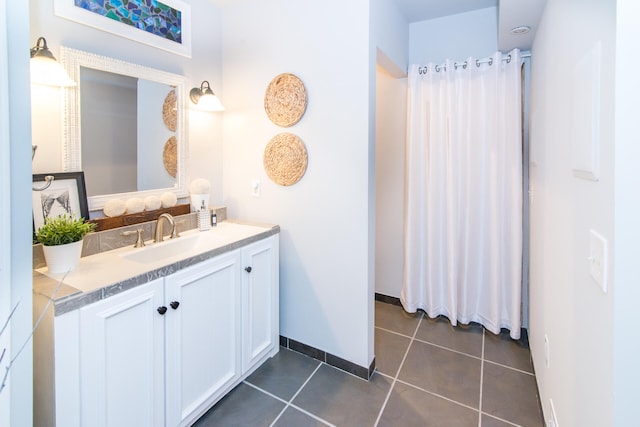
36,215,96,246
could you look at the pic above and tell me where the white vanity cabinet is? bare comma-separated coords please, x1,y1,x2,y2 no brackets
57,278,166,427
164,250,243,426
241,237,279,373
52,234,279,427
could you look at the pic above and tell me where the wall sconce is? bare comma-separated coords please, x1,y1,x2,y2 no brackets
30,37,76,87
32,145,54,191
189,81,224,112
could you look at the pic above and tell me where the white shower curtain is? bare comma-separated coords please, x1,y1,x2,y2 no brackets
401,49,523,339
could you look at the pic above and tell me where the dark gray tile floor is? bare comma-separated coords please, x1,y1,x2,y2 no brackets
193,301,544,427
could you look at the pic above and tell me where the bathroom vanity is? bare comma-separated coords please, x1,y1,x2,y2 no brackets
33,220,279,427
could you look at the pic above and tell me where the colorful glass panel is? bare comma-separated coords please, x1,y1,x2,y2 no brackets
74,0,182,44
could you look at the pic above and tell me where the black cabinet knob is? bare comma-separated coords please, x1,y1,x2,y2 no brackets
245,266,252,273
170,301,180,310
157,306,168,315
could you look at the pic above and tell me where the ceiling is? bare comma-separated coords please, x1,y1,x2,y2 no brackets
393,0,498,22
393,0,547,51
208,0,547,52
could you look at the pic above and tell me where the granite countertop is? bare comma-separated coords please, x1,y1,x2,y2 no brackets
33,220,279,316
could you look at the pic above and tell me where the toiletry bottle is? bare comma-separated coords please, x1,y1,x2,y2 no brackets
197,200,211,231
211,209,217,227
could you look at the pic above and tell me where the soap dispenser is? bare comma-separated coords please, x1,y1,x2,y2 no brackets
197,200,211,231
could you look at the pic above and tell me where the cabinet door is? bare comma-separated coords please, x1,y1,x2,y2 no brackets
165,250,242,427
242,235,279,373
79,279,165,427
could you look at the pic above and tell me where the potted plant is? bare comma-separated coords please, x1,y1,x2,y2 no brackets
36,214,96,274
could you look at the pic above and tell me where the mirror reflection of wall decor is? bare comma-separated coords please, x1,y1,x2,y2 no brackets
163,136,178,178
54,0,192,57
163,89,178,132
263,133,308,186
264,73,307,127
32,172,89,233
60,46,188,212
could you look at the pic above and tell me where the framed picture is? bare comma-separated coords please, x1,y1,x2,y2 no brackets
54,0,192,58
32,172,90,234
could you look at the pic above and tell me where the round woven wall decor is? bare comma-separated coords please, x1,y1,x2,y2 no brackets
263,133,308,186
163,136,177,178
264,73,307,127
162,89,177,132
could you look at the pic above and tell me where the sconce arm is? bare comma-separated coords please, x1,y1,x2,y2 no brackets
33,175,54,191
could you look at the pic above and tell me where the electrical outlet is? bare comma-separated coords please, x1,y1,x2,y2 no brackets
588,229,608,293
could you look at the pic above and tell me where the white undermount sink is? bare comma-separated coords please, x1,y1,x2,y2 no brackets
37,221,274,294
119,230,221,265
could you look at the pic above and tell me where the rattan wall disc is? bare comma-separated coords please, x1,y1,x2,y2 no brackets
163,136,177,178
162,89,177,132
264,73,307,127
263,133,307,186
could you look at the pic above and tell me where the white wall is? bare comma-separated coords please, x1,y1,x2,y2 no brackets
409,7,497,65
614,1,640,424
220,0,375,368
374,65,406,298
373,0,409,76
529,1,616,425
29,0,224,206
372,0,408,299
3,1,34,425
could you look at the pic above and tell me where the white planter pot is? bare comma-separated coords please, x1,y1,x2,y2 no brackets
42,240,84,275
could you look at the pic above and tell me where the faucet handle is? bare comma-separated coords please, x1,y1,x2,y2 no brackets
122,228,146,248
172,220,186,239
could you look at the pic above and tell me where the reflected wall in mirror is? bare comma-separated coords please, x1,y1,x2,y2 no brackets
60,46,188,212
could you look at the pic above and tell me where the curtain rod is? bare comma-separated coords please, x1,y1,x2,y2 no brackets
429,52,531,72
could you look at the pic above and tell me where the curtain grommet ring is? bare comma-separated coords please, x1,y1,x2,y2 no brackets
506,54,512,63
489,58,493,66
476,59,481,67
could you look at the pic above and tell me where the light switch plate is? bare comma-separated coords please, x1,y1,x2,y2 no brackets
589,229,608,293
251,180,261,197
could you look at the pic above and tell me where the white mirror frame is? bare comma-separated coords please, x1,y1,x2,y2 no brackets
60,46,188,212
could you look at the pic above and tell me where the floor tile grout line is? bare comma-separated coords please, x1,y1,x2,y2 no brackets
284,362,337,427
390,376,482,413
267,406,288,427
377,307,535,427
483,358,536,376
412,336,484,361
242,380,289,405
375,325,416,340
245,362,336,427
286,402,337,427
377,324,484,362
383,328,535,378
480,411,523,426
378,323,535,378
373,311,424,427
286,361,324,404
378,323,487,363
377,371,523,427
244,383,334,427
478,330,485,427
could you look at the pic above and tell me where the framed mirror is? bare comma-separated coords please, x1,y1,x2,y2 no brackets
60,46,188,212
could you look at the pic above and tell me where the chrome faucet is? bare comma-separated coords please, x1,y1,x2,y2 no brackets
154,213,178,243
